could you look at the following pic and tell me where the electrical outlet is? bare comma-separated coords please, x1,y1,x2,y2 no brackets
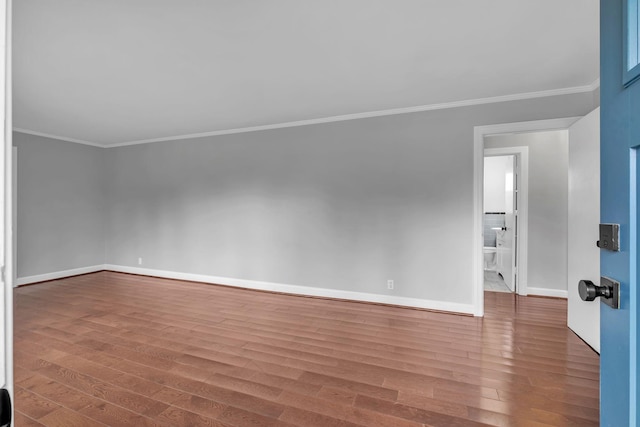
138,257,143,265
387,280,394,290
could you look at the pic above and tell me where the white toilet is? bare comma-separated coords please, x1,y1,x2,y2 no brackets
483,247,497,271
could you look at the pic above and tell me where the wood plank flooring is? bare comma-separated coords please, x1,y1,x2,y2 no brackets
13,271,599,426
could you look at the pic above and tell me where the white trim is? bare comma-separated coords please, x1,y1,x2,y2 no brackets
104,264,476,315
527,287,568,299
12,128,105,148
15,265,105,286
15,80,599,148
473,117,580,316
1,0,12,403
472,126,484,316
484,146,529,298
11,147,15,287
106,83,598,147
477,117,581,137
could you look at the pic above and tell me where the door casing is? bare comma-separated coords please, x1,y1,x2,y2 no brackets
473,117,580,316
0,0,13,419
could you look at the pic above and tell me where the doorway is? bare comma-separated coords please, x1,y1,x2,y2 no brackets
473,117,580,316
483,153,519,293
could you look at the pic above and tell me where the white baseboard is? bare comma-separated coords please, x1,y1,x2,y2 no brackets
16,265,106,286
527,286,568,298
104,264,476,315
15,263,477,315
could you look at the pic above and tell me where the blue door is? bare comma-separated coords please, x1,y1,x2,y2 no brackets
600,1,640,425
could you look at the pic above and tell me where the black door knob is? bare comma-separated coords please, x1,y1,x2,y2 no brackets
578,279,612,301
0,388,11,427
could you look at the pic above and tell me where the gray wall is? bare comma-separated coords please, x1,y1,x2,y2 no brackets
15,132,105,278
104,92,596,306
485,130,570,293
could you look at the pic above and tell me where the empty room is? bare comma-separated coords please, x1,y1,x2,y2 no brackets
2,0,639,426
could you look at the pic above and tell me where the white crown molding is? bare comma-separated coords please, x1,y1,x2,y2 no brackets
13,128,105,147
477,116,582,137
16,79,601,148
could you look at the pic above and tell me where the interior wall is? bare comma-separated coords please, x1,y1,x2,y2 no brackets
14,132,105,280
103,91,596,310
484,130,570,294
12,90,596,311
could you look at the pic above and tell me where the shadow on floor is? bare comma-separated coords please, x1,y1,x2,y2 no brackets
484,270,512,293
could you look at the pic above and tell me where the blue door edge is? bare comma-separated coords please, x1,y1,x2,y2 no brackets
630,147,638,426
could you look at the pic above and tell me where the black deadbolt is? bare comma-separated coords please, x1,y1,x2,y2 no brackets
578,280,612,301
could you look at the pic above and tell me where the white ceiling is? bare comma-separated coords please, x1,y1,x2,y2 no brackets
13,1,599,146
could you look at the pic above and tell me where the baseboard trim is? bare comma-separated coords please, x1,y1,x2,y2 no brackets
104,264,476,315
15,263,477,315
16,265,106,286
527,287,568,299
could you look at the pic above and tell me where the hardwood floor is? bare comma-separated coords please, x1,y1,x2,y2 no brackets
13,271,599,426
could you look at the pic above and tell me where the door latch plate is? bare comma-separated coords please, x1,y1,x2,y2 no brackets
601,276,620,309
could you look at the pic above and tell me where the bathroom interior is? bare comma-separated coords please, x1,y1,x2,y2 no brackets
484,155,516,293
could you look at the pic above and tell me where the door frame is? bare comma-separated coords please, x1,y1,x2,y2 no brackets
473,117,581,316
1,0,13,413
483,148,526,294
